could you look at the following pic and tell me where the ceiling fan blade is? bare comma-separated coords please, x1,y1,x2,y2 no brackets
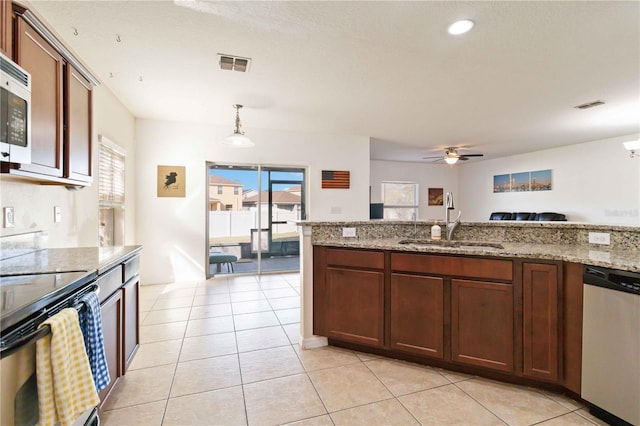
422,155,444,160
458,157,470,161
459,153,484,158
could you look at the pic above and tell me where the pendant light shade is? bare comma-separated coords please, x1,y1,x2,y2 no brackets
223,104,254,148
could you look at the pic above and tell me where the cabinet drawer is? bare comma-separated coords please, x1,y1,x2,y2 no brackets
123,255,140,283
98,265,123,303
391,253,512,281
326,248,384,269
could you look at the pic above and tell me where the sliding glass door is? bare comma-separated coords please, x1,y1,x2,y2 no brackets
207,164,305,277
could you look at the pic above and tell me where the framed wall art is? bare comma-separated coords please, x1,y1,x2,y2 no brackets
157,165,186,197
428,188,444,206
493,174,511,193
493,169,552,193
321,170,350,189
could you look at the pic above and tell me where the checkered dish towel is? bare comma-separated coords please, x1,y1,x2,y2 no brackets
36,308,100,426
78,291,110,391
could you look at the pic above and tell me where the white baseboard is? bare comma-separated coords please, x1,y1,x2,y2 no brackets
300,335,328,349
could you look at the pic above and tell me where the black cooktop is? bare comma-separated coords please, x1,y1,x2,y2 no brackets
0,270,96,333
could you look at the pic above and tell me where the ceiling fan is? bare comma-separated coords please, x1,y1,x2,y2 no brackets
422,147,484,165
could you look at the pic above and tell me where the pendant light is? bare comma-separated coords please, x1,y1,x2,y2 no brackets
223,104,254,148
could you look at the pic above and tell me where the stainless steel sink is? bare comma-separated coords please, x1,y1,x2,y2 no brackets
398,239,504,250
457,242,504,250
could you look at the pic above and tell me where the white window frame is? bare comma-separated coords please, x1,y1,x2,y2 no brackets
381,181,419,220
98,135,126,247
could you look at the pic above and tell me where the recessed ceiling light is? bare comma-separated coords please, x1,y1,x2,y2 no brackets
448,19,474,35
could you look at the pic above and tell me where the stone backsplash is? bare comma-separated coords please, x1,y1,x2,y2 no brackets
303,221,640,251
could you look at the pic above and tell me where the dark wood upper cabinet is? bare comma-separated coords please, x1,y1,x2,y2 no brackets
2,5,95,186
0,0,11,57
522,262,560,382
14,16,64,177
65,65,92,182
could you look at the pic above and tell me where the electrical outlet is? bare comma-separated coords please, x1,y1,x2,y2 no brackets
589,250,611,262
3,207,15,228
342,227,356,238
54,206,62,223
588,232,610,245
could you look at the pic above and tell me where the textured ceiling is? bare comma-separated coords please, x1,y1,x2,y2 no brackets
25,0,640,162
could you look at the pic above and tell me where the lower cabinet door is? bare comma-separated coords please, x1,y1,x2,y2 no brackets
122,278,139,373
451,279,514,373
99,290,122,403
326,267,384,347
522,262,560,382
390,273,444,358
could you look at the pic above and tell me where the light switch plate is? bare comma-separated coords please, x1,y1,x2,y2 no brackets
342,227,356,238
588,232,610,245
54,206,62,223
3,207,15,228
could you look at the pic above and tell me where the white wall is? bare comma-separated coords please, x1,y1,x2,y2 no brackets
0,84,135,247
458,134,640,224
135,119,370,284
370,160,459,221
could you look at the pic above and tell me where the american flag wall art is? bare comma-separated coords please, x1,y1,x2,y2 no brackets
321,170,350,189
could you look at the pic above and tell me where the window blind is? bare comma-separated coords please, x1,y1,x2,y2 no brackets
99,138,125,205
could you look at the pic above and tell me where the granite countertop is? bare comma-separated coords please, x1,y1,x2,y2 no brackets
297,220,640,231
313,238,640,273
0,245,142,276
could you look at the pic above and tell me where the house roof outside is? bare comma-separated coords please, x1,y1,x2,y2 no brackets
243,191,301,206
209,174,243,187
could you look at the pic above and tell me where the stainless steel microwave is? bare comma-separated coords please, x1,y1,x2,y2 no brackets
1,52,31,164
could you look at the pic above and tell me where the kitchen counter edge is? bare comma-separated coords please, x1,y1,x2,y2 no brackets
0,246,143,276
313,238,640,273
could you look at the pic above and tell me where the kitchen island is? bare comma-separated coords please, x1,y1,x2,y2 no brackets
297,220,640,399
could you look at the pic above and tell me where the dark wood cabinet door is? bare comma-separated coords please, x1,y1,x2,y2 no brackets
64,65,92,182
0,0,11,57
326,267,384,347
121,278,139,373
562,262,583,394
99,290,122,403
390,273,444,358
15,17,64,177
522,262,560,382
451,279,514,373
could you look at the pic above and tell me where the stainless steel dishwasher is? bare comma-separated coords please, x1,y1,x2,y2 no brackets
582,265,640,426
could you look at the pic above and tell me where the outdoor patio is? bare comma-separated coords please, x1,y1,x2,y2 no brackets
209,254,300,276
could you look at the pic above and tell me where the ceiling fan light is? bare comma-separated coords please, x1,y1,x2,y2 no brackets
623,140,640,151
448,19,474,35
444,157,459,165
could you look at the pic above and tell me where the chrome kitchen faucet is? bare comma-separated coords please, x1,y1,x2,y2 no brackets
445,191,461,240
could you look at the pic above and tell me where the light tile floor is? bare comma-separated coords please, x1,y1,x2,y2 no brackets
100,273,606,426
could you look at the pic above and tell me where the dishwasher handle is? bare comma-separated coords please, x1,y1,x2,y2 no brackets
584,265,640,296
